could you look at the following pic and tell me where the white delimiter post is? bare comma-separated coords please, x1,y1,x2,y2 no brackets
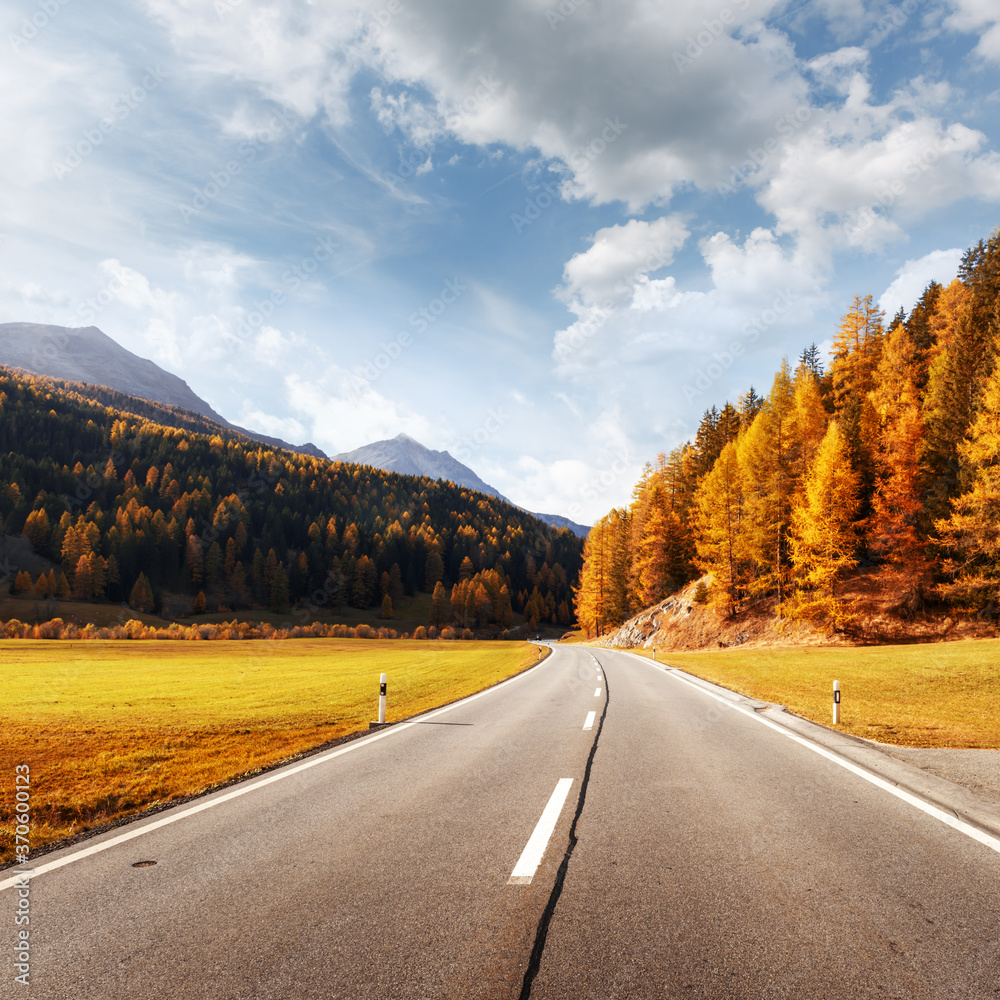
378,673,387,724
833,680,841,725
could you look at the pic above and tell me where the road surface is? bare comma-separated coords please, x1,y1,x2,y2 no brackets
4,644,1000,998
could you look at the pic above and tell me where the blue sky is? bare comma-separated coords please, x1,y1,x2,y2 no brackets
3,0,999,522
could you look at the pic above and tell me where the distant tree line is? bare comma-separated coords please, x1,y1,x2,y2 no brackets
0,370,582,628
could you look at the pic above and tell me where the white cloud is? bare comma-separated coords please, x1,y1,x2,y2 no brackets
235,402,308,443
559,217,690,306
553,225,821,379
757,83,1000,255
140,0,360,124
806,46,869,92
878,248,964,317
479,426,642,523
945,0,1000,62
284,368,435,454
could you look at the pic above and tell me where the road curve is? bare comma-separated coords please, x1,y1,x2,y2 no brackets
3,644,1000,999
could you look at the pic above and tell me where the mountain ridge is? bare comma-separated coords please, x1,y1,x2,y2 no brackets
0,322,326,459
334,433,590,537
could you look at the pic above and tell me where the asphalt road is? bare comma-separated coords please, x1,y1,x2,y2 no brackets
4,644,1000,999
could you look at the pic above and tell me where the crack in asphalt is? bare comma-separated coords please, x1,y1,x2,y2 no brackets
517,655,610,999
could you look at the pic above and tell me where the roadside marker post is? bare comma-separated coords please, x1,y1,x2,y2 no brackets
833,680,841,725
368,674,391,730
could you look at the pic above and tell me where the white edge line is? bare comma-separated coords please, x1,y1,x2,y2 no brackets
629,653,1000,857
583,710,596,731
0,658,546,892
508,777,574,884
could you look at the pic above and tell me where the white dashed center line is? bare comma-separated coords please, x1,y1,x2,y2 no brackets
509,778,574,885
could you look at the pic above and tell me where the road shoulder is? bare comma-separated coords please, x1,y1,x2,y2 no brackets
621,650,1000,846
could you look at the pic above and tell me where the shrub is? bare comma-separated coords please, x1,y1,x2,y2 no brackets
37,618,65,639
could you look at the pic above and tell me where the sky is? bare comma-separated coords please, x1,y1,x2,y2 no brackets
2,0,999,524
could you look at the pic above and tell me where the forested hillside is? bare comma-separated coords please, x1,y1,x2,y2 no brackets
576,227,1000,636
0,370,581,629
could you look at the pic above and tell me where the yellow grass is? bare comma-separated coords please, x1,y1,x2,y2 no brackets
629,639,1000,749
0,639,540,864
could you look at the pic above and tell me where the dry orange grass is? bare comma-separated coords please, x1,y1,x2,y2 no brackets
0,639,539,865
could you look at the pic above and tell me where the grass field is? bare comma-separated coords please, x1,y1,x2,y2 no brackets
628,639,1000,749
0,639,541,865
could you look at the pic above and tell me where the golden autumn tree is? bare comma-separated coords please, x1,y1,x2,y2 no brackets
787,421,860,629
788,362,829,482
866,320,930,609
920,284,997,523
574,515,626,636
924,278,968,369
738,362,795,606
574,519,606,636
129,572,154,613
22,508,51,551
693,440,744,617
72,554,93,600
934,353,1000,615
634,483,675,608
430,580,451,626
829,294,884,517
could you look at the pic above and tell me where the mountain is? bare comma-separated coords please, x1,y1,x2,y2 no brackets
334,433,505,500
0,322,326,459
333,433,591,537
